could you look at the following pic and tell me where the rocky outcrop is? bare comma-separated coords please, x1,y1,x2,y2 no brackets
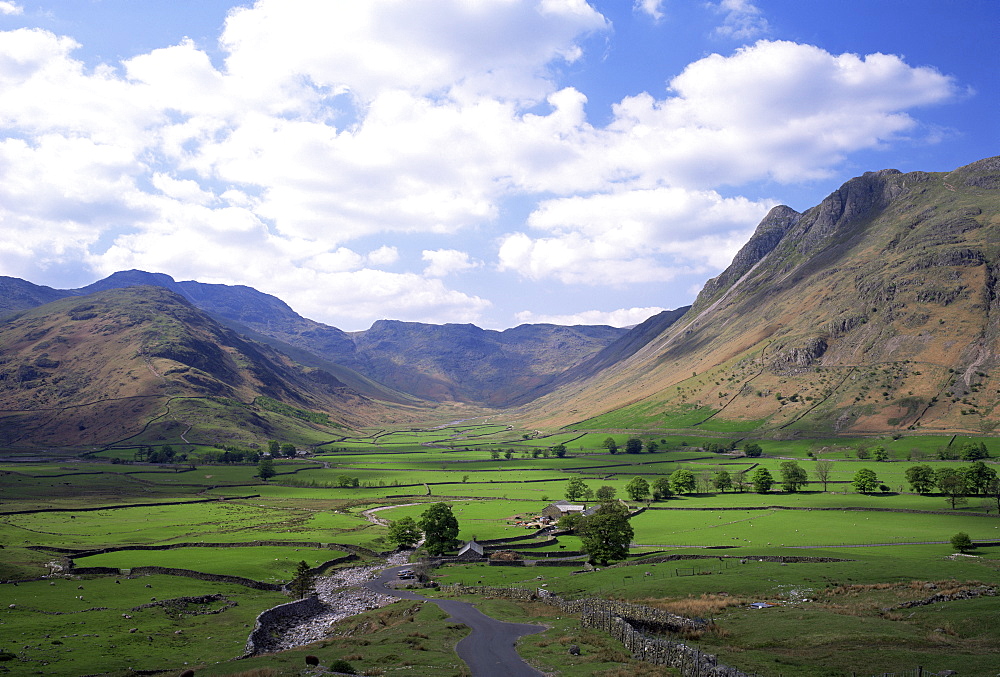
697,204,801,306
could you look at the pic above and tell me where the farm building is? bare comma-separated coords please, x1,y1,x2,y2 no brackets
456,540,485,560
540,500,598,521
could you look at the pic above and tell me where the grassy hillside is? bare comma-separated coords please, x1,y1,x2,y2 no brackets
519,157,1000,436
0,286,409,448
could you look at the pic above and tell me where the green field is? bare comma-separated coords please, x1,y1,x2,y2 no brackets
3,424,1000,676
75,545,347,581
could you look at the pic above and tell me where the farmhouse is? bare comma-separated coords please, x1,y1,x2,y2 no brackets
540,500,598,521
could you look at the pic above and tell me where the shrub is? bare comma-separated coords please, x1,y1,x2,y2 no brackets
305,655,320,666
329,659,356,673
950,532,974,553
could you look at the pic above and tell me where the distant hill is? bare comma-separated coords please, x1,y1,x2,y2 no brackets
0,276,71,317
353,319,627,406
521,156,1000,436
1,271,629,408
0,286,397,447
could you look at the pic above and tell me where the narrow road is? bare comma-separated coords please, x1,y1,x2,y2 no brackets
366,566,546,677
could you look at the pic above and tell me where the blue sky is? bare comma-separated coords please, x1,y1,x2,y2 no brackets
0,0,995,330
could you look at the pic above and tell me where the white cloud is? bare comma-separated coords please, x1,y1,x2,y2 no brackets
422,249,480,277
219,0,608,103
599,40,959,187
498,187,774,283
634,0,664,21
516,306,667,327
266,269,493,328
0,2,22,16
0,3,966,328
366,245,399,266
711,0,769,39
308,248,366,273
151,173,216,206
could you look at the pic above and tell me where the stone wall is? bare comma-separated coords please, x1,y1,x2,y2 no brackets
1,495,260,517
244,595,326,655
128,566,284,591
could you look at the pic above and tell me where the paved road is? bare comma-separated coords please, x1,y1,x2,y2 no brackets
365,566,546,677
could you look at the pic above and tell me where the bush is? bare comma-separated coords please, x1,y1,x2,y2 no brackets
305,655,320,666
950,532,974,553
329,659,356,674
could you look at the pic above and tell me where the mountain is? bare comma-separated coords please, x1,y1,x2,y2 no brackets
0,286,398,447
521,156,1000,436
0,276,73,317
504,305,690,407
353,320,627,406
1,271,629,407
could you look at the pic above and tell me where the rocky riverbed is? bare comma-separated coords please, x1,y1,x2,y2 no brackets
247,552,411,654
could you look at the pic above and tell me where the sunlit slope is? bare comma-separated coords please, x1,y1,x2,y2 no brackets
520,157,1000,434
0,286,401,446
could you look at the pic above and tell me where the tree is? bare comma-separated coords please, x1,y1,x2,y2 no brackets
779,461,808,492
565,477,590,502
733,469,749,493
963,461,997,495
646,440,659,453
552,444,567,458
625,477,650,503
813,459,834,491
713,470,732,492
387,516,421,549
558,511,583,531
936,468,968,509
289,560,315,599
950,532,974,553
625,437,643,454
490,449,500,460
984,476,1000,514
418,503,459,556
576,502,633,565
743,442,762,458
257,457,276,482
905,465,936,494
751,467,774,493
595,485,617,502
851,468,879,493
961,441,990,461
280,443,297,457
267,440,280,456
652,476,673,500
668,468,696,495
603,438,619,454
871,446,889,462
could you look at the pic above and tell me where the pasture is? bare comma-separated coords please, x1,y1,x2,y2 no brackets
2,575,286,675
3,422,1000,675
74,545,348,581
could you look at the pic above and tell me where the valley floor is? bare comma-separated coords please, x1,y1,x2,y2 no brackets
3,424,1000,675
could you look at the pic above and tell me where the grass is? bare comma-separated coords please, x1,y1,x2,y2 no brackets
74,546,347,582
629,507,1000,548
4,425,1000,676
192,601,472,676
0,575,286,676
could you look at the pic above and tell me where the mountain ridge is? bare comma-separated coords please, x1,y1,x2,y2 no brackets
516,156,1000,435
0,271,632,408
